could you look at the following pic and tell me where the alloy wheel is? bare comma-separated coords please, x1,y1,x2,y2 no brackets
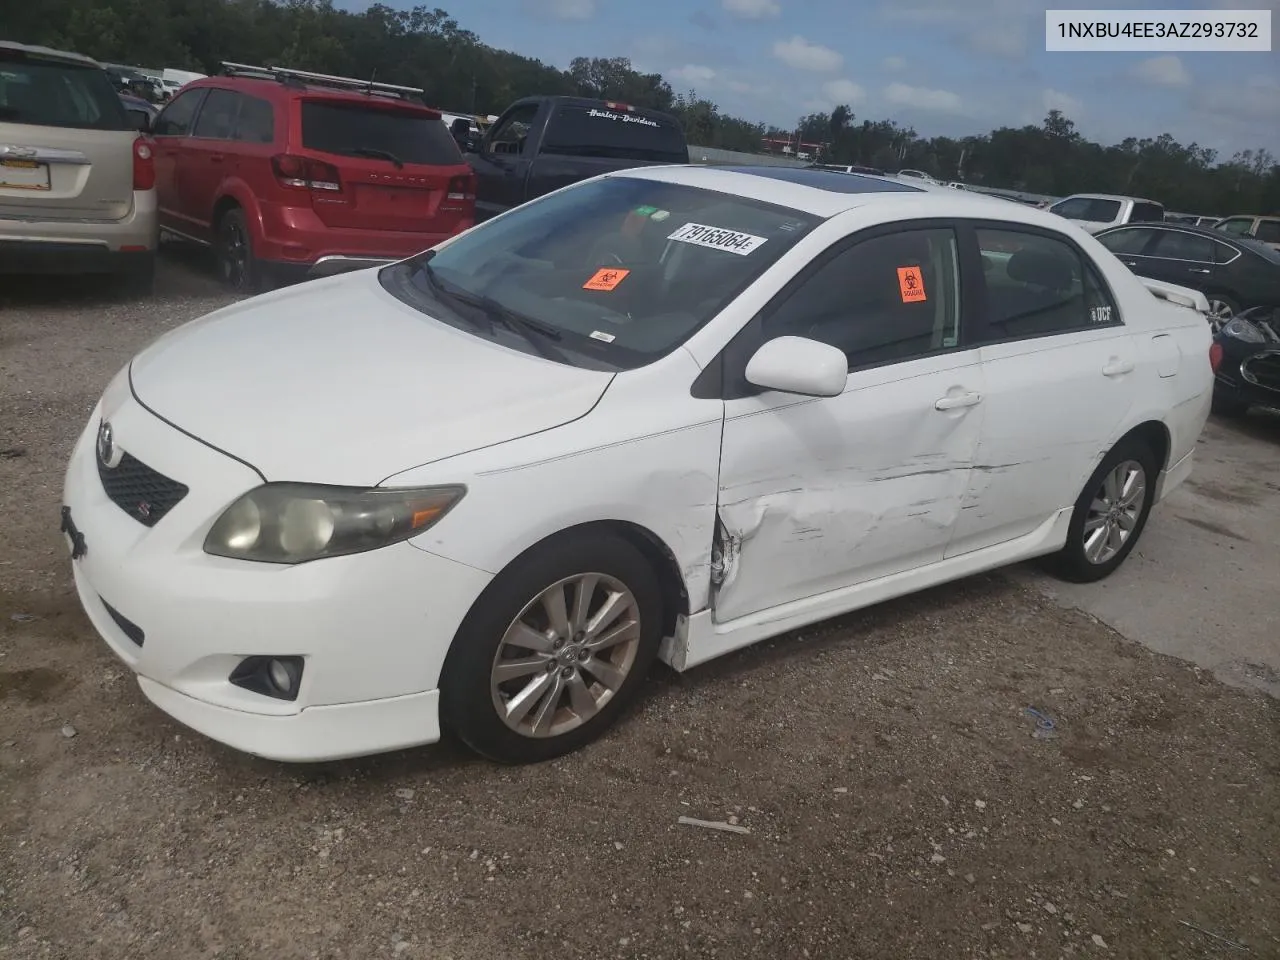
1083,459,1147,565
1206,299,1233,333
219,219,249,289
490,573,642,738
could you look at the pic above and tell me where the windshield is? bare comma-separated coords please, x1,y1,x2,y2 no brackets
0,58,129,131
301,100,463,166
541,105,688,162
380,176,820,370
1050,197,1122,222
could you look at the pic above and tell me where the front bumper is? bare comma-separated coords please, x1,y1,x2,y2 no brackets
62,380,492,762
1215,347,1280,410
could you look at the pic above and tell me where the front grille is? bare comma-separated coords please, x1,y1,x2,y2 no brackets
97,451,189,527
1241,351,1280,392
100,598,144,647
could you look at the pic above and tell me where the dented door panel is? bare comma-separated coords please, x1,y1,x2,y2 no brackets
712,352,986,623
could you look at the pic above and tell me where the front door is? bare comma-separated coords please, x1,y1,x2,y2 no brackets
713,223,986,624
469,102,539,221
149,87,206,234
948,221,1137,556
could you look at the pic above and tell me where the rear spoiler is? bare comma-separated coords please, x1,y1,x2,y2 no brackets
1139,277,1209,314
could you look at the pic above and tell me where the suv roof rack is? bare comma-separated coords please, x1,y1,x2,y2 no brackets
219,61,424,100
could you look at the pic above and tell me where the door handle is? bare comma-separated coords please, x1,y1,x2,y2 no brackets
1121,259,1137,267
1102,358,1135,377
208,153,225,163
1188,267,1210,274
934,391,983,411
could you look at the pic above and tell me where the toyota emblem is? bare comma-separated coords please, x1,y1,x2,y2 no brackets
96,420,116,467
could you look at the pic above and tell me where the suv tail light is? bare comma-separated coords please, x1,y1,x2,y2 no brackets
446,173,476,202
1209,341,1223,373
132,137,155,191
271,154,342,193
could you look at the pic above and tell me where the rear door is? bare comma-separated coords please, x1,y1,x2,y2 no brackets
184,87,241,237
296,97,470,234
0,50,137,223
1140,228,1223,292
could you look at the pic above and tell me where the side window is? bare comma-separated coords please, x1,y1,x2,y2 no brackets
760,227,962,370
191,88,239,139
1096,228,1154,255
1255,220,1280,244
1149,230,1215,262
152,88,204,137
975,227,1118,341
1215,217,1252,236
233,94,274,144
1211,240,1241,264
487,103,539,156
1130,202,1165,223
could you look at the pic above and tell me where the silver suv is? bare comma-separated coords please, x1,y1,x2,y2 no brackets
1,42,158,291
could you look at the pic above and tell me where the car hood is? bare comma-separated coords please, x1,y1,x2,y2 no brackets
128,270,615,486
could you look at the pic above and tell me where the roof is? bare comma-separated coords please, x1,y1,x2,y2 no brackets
0,41,101,68
1097,222,1228,239
608,164,1080,223
196,73,440,112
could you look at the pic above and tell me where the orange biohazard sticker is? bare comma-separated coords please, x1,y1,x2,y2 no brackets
897,266,927,303
583,267,630,291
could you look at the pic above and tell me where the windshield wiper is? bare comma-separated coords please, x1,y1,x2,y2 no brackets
411,254,571,364
351,147,404,169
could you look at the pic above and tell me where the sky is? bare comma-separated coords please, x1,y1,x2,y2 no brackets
356,0,1279,157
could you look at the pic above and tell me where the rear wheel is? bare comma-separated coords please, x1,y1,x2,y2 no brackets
1051,437,1159,583
1205,294,1240,333
439,533,662,764
215,207,265,293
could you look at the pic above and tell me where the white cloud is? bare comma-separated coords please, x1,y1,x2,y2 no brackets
882,55,906,70
1042,88,1084,117
1191,74,1280,124
969,22,1028,58
1130,55,1191,88
771,35,843,72
884,82,964,113
880,0,1033,59
670,64,717,85
545,0,595,18
722,0,781,18
822,79,867,103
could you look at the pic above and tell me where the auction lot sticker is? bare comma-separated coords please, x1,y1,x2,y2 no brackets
667,222,768,256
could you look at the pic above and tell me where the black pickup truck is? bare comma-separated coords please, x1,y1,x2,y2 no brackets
463,96,689,222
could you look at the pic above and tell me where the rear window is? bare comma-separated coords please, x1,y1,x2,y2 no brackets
0,58,128,131
541,105,687,162
1050,197,1122,223
1130,202,1165,222
300,100,463,166
1256,220,1280,243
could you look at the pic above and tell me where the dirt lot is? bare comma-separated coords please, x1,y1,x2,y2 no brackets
2,251,1278,960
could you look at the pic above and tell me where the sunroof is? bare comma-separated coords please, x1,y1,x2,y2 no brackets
717,166,925,194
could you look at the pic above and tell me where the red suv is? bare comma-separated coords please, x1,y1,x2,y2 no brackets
148,62,476,291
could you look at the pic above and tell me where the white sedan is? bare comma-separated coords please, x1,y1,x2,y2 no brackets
62,165,1215,764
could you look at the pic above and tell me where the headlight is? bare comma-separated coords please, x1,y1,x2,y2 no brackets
1221,317,1266,343
204,483,465,564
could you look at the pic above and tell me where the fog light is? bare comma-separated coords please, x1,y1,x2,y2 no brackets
229,655,304,702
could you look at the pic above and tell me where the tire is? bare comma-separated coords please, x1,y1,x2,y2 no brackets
214,207,265,293
1205,294,1240,333
1211,389,1250,418
1050,436,1160,584
439,532,663,764
117,253,155,297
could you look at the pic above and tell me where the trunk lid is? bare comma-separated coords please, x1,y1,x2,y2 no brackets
128,269,614,486
296,96,472,234
0,50,137,222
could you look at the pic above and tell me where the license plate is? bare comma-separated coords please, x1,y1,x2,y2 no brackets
359,185,433,214
0,158,51,191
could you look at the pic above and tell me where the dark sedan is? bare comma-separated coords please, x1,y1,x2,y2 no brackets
1211,306,1280,416
1095,222,1280,330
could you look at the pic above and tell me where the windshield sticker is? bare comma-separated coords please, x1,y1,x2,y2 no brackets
897,266,927,303
667,222,768,256
587,108,659,128
649,209,671,221
634,205,658,216
589,330,617,343
583,267,630,291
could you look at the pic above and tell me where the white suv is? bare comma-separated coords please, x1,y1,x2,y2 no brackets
0,42,158,291
1048,194,1165,234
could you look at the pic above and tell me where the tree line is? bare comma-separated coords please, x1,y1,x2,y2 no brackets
14,0,1278,215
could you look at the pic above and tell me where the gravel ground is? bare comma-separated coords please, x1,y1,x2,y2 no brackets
2,251,1278,960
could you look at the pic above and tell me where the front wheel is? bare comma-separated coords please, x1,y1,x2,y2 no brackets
439,533,663,764
1050,437,1159,583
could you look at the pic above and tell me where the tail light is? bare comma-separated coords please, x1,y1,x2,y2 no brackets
604,101,635,112
271,154,342,192
132,137,155,191
1209,342,1223,373
446,173,476,202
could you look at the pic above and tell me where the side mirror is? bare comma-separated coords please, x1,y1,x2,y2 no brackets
744,336,847,398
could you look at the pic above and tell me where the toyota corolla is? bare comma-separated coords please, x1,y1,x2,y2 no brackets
62,166,1215,764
